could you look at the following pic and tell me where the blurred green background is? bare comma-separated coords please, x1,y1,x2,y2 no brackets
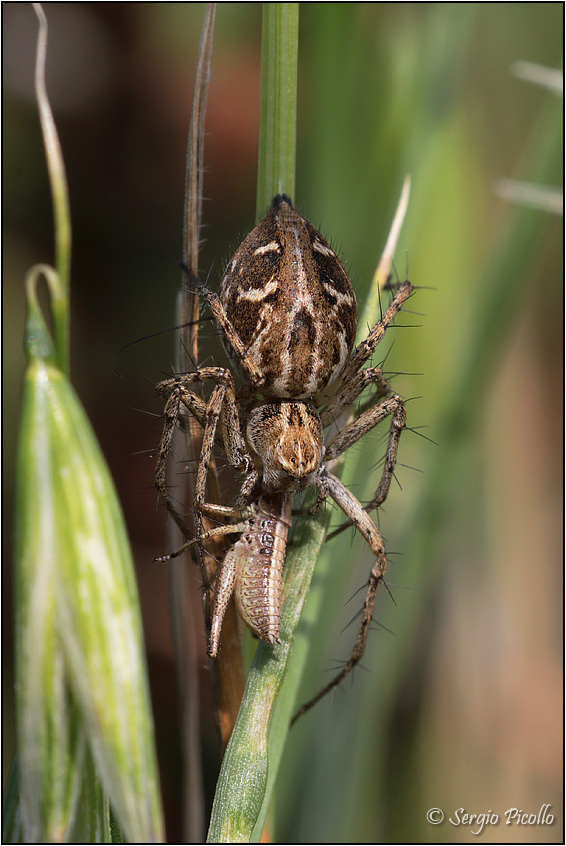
3,3,562,843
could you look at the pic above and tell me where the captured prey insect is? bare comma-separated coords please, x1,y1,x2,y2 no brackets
154,194,413,716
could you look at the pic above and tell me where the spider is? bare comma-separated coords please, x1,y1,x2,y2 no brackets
154,194,413,718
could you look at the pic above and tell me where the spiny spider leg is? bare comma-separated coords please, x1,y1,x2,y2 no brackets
340,280,413,386
175,367,257,479
323,395,406,543
190,377,258,566
325,395,406,466
153,383,207,536
319,365,391,428
193,382,227,565
292,469,390,724
359,402,406,513
182,264,264,388
154,368,258,531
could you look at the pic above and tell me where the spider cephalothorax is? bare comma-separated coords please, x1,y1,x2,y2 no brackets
247,400,324,492
154,194,413,716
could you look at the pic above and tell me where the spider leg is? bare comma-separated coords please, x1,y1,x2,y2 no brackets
163,367,254,476
324,380,406,540
190,377,257,560
154,368,258,581
193,382,227,566
188,273,265,388
156,365,257,492
340,280,413,386
325,393,406,497
359,399,406,513
319,365,391,428
156,375,207,425
153,386,196,536
292,470,388,724
188,372,259,542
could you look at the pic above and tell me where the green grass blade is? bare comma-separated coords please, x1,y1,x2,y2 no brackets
15,268,85,842
207,4,301,841
32,4,71,375
2,760,23,844
69,748,113,843
327,90,564,842
272,8,562,840
13,9,165,839
256,2,298,214
207,512,330,843
15,267,164,842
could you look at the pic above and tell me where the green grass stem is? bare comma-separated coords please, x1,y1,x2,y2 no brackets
207,4,304,841
256,2,298,215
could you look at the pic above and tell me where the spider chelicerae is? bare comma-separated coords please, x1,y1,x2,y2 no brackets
154,194,414,718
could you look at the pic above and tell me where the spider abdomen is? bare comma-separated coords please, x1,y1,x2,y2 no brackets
232,493,291,644
220,195,358,399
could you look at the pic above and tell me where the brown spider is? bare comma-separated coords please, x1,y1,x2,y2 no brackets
154,194,413,718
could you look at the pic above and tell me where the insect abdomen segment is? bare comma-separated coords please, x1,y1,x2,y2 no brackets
208,493,291,656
